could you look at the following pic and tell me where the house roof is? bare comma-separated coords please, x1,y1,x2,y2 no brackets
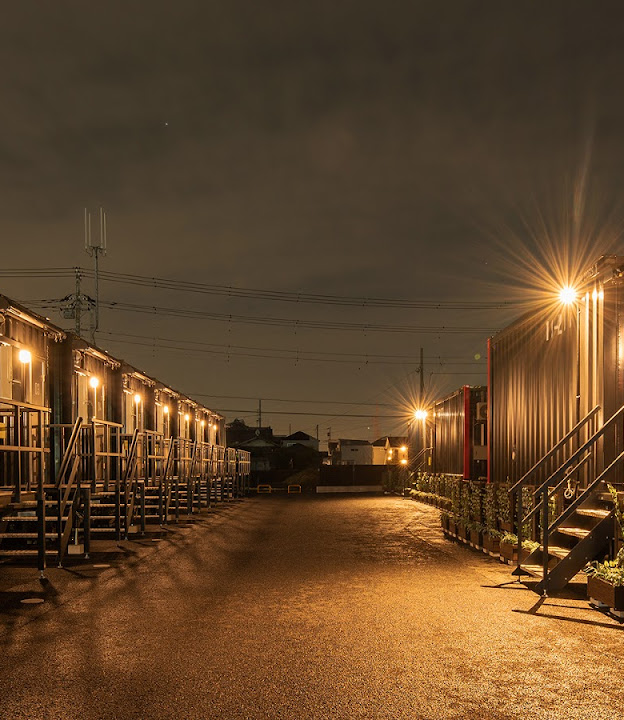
286,431,315,441
339,439,370,446
373,436,408,448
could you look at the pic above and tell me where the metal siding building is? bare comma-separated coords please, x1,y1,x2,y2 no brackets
431,386,487,479
488,255,624,486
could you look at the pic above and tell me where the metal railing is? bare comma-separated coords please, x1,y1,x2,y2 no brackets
0,397,50,501
511,403,624,593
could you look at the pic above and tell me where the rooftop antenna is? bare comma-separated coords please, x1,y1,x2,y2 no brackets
85,207,107,342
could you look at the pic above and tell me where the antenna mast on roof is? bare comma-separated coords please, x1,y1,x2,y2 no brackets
85,207,107,342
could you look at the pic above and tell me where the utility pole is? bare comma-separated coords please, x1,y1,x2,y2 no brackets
419,346,424,403
258,399,262,429
74,269,82,336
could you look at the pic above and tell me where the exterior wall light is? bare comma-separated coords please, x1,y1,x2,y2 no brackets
18,349,32,364
89,376,100,389
414,409,428,420
163,405,169,414
134,393,141,404
185,414,190,422
559,286,576,305
400,459,408,465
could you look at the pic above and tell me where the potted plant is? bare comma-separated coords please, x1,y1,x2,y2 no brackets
482,483,501,555
457,481,471,543
440,510,451,533
499,533,537,564
586,484,624,616
497,482,512,533
469,482,483,548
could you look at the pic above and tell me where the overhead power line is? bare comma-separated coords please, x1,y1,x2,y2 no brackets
0,266,516,311
34,297,495,335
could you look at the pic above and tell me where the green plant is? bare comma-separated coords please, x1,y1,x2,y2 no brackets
500,532,517,545
584,484,624,583
459,481,470,527
497,483,511,525
483,483,497,534
469,481,483,529
585,559,624,586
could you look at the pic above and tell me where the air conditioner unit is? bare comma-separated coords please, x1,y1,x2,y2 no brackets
476,402,488,421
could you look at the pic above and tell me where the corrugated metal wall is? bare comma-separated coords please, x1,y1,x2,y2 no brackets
489,256,624,486
432,386,486,479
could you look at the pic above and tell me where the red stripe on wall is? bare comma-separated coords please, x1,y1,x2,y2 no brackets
487,337,491,484
463,384,470,480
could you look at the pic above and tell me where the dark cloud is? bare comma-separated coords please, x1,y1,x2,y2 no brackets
2,1,624,437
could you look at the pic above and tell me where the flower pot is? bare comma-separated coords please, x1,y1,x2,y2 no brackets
588,575,624,611
500,521,513,533
499,541,529,563
483,533,500,555
470,529,483,548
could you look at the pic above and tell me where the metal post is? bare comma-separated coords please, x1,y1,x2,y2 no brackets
140,482,146,535
36,478,46,579
83,486,91,559
541,487,550,596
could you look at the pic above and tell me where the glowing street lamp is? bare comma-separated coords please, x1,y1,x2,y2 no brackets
414,409,428,421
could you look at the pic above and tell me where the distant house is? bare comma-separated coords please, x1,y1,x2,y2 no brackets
331,439,373,465
282,431,320,452
372,436,409,466
226,419,321,477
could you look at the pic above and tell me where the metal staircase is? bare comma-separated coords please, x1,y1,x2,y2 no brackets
510,404,623,595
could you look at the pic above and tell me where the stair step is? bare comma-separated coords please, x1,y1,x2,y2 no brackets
0,532,57,539
90,527,116,533
558,527,591,540
520,564,543,578
543,545,570,559
91,515,116,520
0,549,58,556
576,508,611,519
2,516,69,522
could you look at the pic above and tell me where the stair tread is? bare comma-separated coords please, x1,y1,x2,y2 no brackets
558,527,591,539
0,549,57,556
2,516,69,522
542,545,570,559
0,532,57,538
576,508,610,518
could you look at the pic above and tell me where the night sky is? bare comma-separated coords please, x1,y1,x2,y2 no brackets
2,2,624,444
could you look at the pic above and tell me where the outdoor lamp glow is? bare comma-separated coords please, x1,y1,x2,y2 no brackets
559,286,576,305
89,376,100,389
185,414,190,422
134,393,141,404
200,420,205,427
18,349,31,364
414,409,428,420
400,446,407,452
163,405,169,414
400,459,408,465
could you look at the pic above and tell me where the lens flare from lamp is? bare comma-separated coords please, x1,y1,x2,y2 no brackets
559,286,576,305
89,376,100,389
414,409,428,420
185,414,190,422
163,405,169,414
134,394,141,404
18,349,31,364
400,459,408,465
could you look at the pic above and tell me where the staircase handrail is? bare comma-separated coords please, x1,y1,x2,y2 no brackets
523,451,593,524
55,416,83,489
509,405,600,495
531,403,624,499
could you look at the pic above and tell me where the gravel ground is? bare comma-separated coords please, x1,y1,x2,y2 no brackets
0,495,622,720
